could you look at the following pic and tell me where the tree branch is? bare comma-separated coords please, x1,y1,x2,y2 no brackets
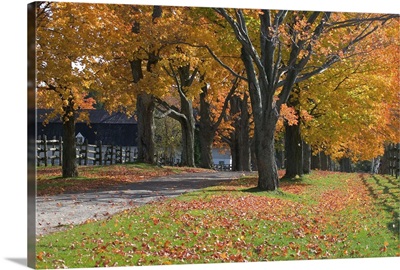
154,97,187,122
167,41,247,81
212,74,243,130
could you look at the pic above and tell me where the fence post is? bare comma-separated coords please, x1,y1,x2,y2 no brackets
110,145,114,165
59,136,63,166
133,148,138,162
43,135,48,167
126,146,131,163
99,141,103,165
51,136,56,166
37,135,41,166
84,139,89,166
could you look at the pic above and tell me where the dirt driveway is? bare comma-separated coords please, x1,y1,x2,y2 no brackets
36,171,252,235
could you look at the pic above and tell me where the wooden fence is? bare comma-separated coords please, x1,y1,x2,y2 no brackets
36,135,137,166
36,135,63,166
36,135,232,171
213,164,233,171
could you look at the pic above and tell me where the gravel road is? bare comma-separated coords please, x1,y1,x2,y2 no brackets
36,171,252,236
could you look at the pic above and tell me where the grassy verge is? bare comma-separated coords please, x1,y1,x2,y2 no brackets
37,163,213,196
36,171,399,268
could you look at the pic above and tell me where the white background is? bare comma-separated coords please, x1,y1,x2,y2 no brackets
1,1,399,269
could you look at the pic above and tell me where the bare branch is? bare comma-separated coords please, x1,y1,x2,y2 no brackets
154,97,186,122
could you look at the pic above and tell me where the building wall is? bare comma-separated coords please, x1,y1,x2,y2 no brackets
212,148,232,165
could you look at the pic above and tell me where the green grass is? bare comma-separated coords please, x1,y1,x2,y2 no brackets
36,172,399,268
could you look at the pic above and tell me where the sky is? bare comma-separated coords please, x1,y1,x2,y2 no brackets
0,1,398,270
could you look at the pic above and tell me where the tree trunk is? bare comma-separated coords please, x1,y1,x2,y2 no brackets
199,129,214,169
302,142,311,174
136,92,155,164
379,145,391,174
230,138,238,171
198,90,215,169
253,111,279,190
284,122,303,178
241,46,279,190
339,157,352,172
320,151,329,171
250,137,258,171
238,94,251,171
180,117,195,167
229,94,251,171
255,120,279,190
62,107,78,178
311,151,320,170
179,95,196,167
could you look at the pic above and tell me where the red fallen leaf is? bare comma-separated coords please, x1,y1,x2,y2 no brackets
37,251,44,261
152,217,160,225
163,240,171,249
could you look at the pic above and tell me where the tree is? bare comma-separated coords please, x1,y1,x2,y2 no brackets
36,2,120,177
299,18,399,166
105,6,211,166
212,9,396,190
197,73,243,169
281,16,399,175
127,6,164,164
281,86,303,178
216,88,253,171
156,60,201,167
101,5,186,164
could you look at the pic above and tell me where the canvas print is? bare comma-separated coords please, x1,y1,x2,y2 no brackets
28,1,399,269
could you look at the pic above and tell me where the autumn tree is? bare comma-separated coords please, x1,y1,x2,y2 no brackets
155,57,202,167
210,9,397,190
99,5,187,165
106,6,210,166
215,87,253,171
36,2,120,177
298,19,400,170
280,16,399,176
125,5,164,164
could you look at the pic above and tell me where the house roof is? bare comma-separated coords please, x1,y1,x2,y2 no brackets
36,109,137,124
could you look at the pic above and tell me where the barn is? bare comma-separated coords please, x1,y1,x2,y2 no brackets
36,109,138,147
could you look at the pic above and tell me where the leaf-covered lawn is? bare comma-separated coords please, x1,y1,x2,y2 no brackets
37,163,213,196
36,171,399,268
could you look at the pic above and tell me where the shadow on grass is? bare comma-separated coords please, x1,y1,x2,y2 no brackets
242,187,262,193
360,174,399,238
